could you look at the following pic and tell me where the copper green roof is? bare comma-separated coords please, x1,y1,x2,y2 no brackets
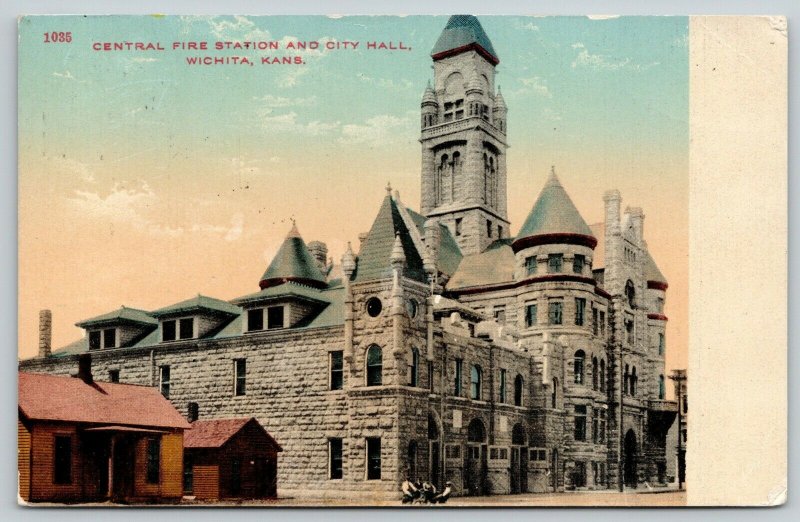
75,306,157,328
232,281,331,306
431,15,499,65
151,295,241,318
260,224,327,289
446,239,515,291
405,206,463,277
644,249,668,285
512,169,596,252
353,194,425,283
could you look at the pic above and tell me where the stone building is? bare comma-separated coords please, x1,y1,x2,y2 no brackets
19,15,677,499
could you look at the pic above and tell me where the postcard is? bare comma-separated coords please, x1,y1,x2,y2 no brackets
17,14,787,507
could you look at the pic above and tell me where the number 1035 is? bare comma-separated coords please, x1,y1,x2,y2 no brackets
44,32,72,43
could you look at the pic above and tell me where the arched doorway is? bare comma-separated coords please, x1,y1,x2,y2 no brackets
624,429,638,488
465,418,488,496
427,414,441,487
510,423,528,493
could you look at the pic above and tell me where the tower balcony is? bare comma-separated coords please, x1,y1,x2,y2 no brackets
421,115,506,145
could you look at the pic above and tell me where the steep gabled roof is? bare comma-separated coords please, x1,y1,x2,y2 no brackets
184,417,282,450
431,15,499,65
260,224,327,290
151,295,241,318
75,306,157,329
644,249,668,287
404,206,463,277
353,194,425,283
18,372,190,430
512,169,596,252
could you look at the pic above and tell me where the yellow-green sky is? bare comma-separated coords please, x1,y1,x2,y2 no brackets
18,15,688,378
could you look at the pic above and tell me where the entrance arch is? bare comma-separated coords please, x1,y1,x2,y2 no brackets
624,429,638,488
510,423,528,493
466,418,488,496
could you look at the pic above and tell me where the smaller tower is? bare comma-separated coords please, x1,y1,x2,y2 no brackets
420,82,438,130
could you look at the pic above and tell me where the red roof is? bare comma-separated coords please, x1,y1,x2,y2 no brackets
18,372,190,430
184,417,282,450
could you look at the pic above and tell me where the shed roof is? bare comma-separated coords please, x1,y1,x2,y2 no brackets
184,417,282,450
431,15,499,65
18,372,190,429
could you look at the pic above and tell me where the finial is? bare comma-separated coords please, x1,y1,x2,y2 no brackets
385,181,392,195
390,233,406,267
286,220,301,238
393,189,400,202
341,241,356,275
550,165,556,176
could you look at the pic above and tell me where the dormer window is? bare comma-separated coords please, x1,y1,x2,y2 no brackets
179,318,194,339
162,317,195,342
247,309,264,332
267,306,285,329
89,328,116,350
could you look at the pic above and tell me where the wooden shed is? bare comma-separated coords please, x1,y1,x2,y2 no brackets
183,418,282,500
18,362,190,504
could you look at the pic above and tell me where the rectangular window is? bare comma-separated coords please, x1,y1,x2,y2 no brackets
329,438,343,479
574,405,587,441
159,365,170,399
330,351,344,390
183,455,194,494
267,306,285,329
162,320,176,342
234,359,246,396
599,311,606,336
366,437,381,480
575,298,586,326
455,218,462,237
592,416,599,444
599,410,607,442
548,301,563,325
53,435,72,484
454,358,463,397
231,458,241,494
497,225,503,239
573,254,585,274
525,256,537,275
499,369,507,404
625,318,634,345
428,361,434,393
592,307,599,335
179,318,194,340
486,219,492,237
146,437,160,484
247,308,264,331
548,254,563,273
658,333,665,355
493,307,506,323
525,303,537,327
445,445,461,459
89,331,101,351
103,328,116,348
109,369,120,383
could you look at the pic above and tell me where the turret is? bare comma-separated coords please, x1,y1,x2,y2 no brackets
421,81,438,129
493,87,507,132
259,222,327,290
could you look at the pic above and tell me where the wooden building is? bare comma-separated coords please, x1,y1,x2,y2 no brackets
18,356,190,503
183,417,282,500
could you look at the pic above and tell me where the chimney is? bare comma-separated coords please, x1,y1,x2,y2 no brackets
77,353,93,384
625,206,645,244
603,190,621,233
38,309,52,358
187,402,199,423
307,241,329,276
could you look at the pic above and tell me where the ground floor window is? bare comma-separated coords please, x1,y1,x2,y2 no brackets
329,438,343,479
146,437,160,484
53,435,72,484
366,437,381,480
183,455,194,494
573,461,587,488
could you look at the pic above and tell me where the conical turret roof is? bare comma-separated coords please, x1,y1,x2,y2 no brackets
512,168,597,252
259,223,327,289
431,15,499,65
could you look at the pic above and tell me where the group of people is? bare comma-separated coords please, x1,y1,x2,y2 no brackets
401,479,453,504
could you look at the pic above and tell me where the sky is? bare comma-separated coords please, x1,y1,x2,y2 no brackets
18,15,688,381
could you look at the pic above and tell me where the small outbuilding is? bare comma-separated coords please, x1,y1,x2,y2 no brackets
183,417,282,500
18,356,190,504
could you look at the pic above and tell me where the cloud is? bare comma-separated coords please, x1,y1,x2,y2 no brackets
260,111,340,136
224,213,245,241
130,57,160,63
253,94,318,108
52,70,84,82
571,42,659,71
339,113,415,146
208,15,271,42
518,76,552,98
518,21,540,32
276,66,310,88
356,73,414,92
49,156,96,183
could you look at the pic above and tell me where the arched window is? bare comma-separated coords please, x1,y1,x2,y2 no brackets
512,424,526,446
514,374,524,407
631,367,638,397
410,348,419,387
551,378,559,408
599,359,606,392
625,280,636,308
592,356,599,391
573,350,585,385
624,364,630,395
467,418,486,443
471,365,482,400
366,345,382,386
658,374,665,400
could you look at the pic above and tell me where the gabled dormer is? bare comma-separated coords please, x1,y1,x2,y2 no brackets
151,295,241,343
76,306,157,350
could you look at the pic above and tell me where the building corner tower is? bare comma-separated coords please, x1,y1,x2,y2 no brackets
420,15,509,256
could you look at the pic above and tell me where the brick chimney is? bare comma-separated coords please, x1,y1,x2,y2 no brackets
38,309,52,359
307,241,329,276
77,353,93,384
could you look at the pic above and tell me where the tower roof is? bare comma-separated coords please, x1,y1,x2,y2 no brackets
644,249,668,288
431,15,499,65
259,223,327,289
512,168,597,252
353,193,425,283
